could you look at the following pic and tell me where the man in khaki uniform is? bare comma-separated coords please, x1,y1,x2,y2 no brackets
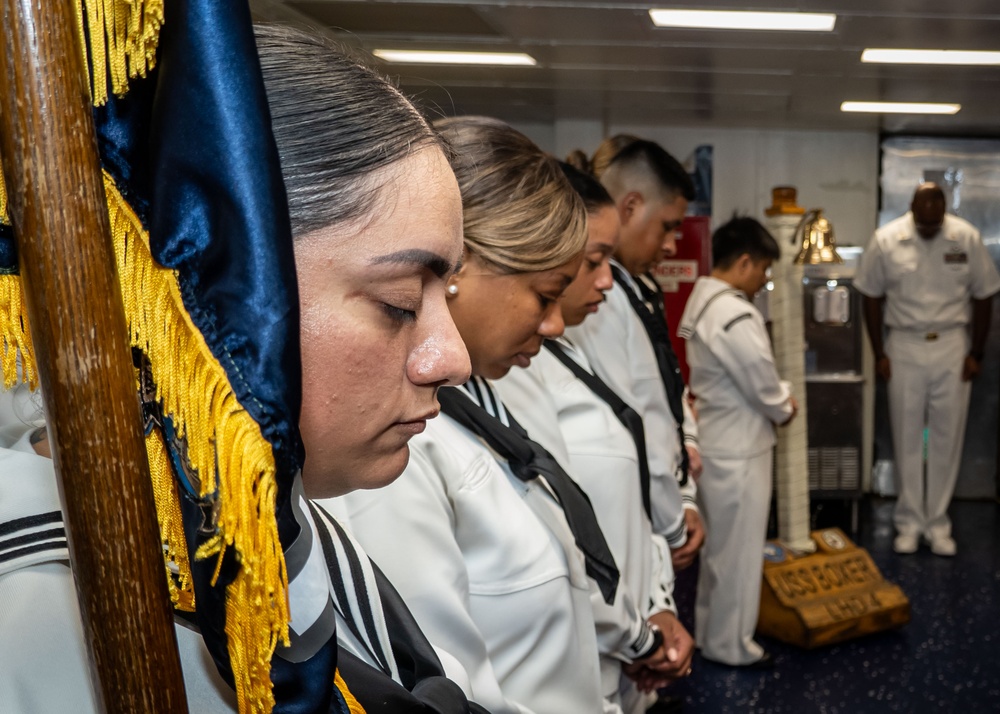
856,183,1000,556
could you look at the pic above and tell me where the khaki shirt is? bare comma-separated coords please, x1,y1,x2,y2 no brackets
855,212,1000,332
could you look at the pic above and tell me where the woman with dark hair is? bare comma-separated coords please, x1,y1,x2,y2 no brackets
0,23,481,714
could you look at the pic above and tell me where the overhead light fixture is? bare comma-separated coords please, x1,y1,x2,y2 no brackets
840,101,961,115
861,48,1000,66
372,50,536,66
649,9,836,32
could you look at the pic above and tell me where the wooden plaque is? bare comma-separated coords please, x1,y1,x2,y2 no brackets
757,528,910,649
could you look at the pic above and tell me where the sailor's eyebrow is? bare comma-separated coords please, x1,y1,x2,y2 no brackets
369,249,454,278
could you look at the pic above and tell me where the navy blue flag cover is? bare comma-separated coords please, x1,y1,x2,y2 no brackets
0,1,353,711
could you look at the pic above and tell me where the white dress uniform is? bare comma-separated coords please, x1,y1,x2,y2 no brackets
0,388,237,714
333,378,618,714
855,212,1000,542
566,261,696,548
497,339,678,714
678,276,793,666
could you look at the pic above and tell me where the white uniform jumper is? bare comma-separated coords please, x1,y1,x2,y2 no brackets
566,261,697,547
0,386,477,714
334,378,617,714
0,389,236,713
678,277,793,666
855,212,1000,541
497,339,677,714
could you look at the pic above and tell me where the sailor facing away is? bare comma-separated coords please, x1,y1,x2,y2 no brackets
0,385,237,713
678,217,796,668
0,381,483,714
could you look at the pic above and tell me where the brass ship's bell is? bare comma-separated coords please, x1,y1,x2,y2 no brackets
794,209,843,265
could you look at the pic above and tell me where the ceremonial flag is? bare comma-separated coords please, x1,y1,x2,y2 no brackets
1,1,346,711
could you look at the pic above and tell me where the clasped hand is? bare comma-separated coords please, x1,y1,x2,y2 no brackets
623,612,695,693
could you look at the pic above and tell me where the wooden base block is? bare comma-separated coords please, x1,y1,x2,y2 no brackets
757,528,910,649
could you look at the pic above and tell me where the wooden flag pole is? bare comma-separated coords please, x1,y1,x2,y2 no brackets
0,1,189,711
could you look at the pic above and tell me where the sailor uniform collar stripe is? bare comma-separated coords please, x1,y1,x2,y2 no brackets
460,377,511,426
677,283,743,340
309,501,400,683
723,313,753,332
0,510,68,571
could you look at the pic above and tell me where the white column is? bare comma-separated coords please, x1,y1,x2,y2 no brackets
765,214,815,552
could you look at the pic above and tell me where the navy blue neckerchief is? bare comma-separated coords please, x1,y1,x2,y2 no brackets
611,266,690,486
543,340,652,518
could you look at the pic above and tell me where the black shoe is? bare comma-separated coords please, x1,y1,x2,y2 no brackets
646,695,685,714
702,650,775,670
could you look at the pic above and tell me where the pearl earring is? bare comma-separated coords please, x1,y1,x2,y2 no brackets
447,284,458,296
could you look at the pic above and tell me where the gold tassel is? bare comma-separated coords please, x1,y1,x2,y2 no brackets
0,157,8,222
0,274,37,390
145,423,196,611
78,0,164,106
106,173,289,713
334,670,368,714
0,159,37,390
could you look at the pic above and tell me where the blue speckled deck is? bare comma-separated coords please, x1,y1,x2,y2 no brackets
666,498,1000,713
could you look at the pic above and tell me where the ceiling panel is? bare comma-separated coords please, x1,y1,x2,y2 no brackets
252,0,1000,134
287,1,504,35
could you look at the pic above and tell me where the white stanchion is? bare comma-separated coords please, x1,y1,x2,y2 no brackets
765,214,816,553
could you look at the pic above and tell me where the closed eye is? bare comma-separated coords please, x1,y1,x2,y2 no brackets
381,303,417,323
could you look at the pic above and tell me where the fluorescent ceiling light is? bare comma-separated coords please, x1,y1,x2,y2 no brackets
649,9,836,32
840,101,961,115
862,48,1000,66
372,50,536,66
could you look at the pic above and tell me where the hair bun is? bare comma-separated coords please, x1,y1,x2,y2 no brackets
564,149,593,175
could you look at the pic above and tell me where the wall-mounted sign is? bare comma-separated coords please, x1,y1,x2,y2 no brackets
652,259,699,292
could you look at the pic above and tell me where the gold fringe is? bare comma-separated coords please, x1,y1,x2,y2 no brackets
0,165,33,388
106,173,289,714
0,0,165,380
0,155,8,223
334,670,368,714
0,275,37,391
145,423,196,611
77,0,164,106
